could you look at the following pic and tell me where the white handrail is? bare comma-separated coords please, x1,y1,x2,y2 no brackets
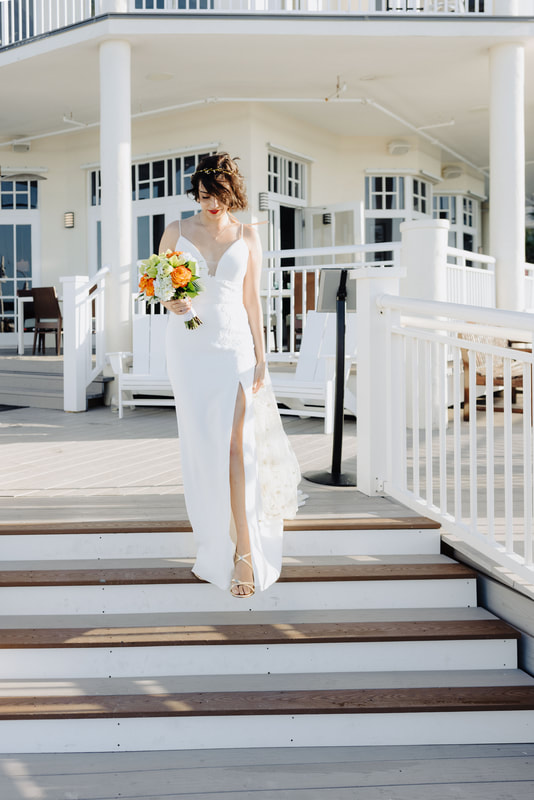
371,289,534,582
61,266,110,412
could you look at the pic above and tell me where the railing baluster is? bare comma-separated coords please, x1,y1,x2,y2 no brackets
411,338,420,498
523,361,533,567
486,353,495,544
424,339,433,507
468,348,478,534
438,340,447,514
453,345,462,522
503,357,514,555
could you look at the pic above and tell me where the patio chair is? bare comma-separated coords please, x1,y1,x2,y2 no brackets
107,312,174,419
269,310,357,434
459,333,528,421
31,287,63,355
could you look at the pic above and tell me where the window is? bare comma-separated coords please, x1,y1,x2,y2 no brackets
434,193,480,254
365,176,405,211
268,152,306,201
412,179,429,214
433,195,456,223
463,197,475,228
91,150,213,207
1,180,38,210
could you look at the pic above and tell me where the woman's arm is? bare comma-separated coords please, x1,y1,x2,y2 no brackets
243,225,266,393
158,221,191,315
158,220,181,255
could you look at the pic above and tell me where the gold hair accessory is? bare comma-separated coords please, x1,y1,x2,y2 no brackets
194,168,234,177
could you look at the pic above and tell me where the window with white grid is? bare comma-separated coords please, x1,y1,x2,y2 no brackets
268,152,306,201
412,178,429,214
433,194,457,223
463,197,475,228
90,150,213,206
365,176,405,211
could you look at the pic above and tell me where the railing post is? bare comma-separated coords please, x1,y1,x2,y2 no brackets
356,267,402,496
61,275,90,413
400,218,449,428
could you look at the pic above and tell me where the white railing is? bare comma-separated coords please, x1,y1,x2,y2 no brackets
0,0,99,46
372,291,534,582
60,266,109,412
0,0,519,50
525,263,534,311
446,247,496,307
263,243,400,359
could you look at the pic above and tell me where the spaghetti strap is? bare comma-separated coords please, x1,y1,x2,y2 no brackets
240,223,244,240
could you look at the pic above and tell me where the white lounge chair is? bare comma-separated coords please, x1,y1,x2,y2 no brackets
107,312,174,419
269,311,357,435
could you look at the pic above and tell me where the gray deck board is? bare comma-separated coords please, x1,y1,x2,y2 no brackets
1,745,533,799
0,405,411,524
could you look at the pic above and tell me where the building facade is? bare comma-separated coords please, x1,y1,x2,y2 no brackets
0,0,532,349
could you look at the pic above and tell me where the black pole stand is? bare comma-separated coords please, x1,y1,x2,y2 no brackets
304,269,356,487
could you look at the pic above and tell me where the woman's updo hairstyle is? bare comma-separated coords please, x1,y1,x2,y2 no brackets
190,153,248,211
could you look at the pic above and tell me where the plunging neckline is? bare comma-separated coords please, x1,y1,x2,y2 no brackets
179,234,244,278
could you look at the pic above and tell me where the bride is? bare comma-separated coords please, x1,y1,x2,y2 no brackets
160,153,300,597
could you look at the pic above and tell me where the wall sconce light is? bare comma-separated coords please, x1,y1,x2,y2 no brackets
64,212,75,228
322,213,332,225
258,192,269,211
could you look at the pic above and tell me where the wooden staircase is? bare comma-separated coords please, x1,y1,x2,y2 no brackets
0,518,533,753
0,354,108,410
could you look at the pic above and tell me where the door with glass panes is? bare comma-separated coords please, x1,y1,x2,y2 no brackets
0,179,40,348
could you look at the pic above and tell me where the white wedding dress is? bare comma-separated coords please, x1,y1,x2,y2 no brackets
165,223,300,592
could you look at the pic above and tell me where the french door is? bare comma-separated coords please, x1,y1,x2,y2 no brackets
0,213,40,348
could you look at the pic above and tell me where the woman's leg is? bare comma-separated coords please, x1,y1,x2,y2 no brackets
229,384,254,595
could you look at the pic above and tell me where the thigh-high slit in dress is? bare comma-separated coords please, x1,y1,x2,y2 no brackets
165,224,300,591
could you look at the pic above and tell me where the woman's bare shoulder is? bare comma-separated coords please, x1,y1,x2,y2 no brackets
242,223,262,246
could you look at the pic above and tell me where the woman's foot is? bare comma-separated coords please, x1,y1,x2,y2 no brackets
230,552,255,597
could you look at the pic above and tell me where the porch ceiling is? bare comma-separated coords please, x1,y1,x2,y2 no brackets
1,22,533,195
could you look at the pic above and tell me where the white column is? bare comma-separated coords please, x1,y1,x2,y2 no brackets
489,42,525,311
356,268,402,496
99,39,132,355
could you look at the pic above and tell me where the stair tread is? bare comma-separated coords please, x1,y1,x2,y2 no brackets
0,555,456,570
0,607,497,628
0,517,441,534
0,618,518,649
3,685,534,719
0,562,475,587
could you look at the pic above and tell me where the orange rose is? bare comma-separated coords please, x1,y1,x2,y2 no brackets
166,251,183,259
170,266,192,289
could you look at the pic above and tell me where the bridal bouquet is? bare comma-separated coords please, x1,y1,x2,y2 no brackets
138,250,203,329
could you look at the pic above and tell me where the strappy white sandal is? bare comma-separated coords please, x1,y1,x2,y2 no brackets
230,552,255,598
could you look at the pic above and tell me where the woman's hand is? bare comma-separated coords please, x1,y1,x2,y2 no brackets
162,297,192,316
253,361,266,394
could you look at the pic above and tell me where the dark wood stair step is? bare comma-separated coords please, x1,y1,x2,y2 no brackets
0,619,518,649
0,562,475,588
0,517,441,535
2,686,534,720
